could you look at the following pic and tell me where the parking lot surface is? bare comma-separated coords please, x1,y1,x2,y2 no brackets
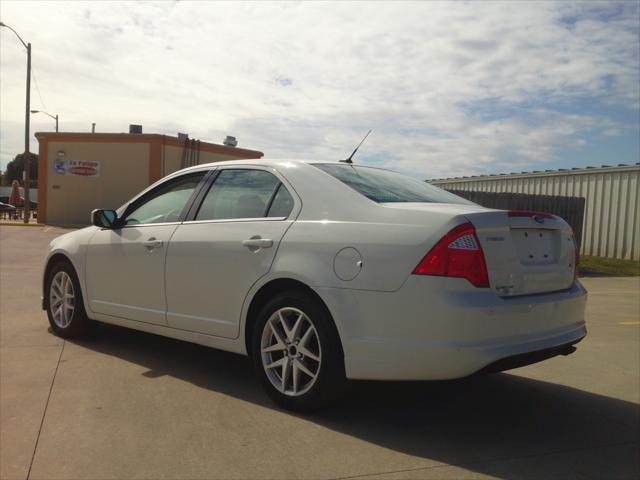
1,225,638,480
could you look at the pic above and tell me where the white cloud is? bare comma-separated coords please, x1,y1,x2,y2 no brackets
0,0,638,179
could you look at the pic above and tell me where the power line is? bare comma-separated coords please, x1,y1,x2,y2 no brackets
30,63,47,111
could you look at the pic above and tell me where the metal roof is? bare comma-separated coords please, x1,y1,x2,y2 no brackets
429,163,640,183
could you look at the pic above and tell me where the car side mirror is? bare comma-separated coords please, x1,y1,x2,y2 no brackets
91,209,118,229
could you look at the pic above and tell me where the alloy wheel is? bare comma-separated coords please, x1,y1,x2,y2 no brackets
260,307,322,397
49,271,75,328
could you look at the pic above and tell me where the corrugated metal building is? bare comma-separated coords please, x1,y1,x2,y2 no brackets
430,164,640,260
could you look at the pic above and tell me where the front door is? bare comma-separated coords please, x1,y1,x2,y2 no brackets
85,171,206,325
165,168,297,338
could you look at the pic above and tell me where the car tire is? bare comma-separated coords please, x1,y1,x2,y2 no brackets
251,290,346,412
45,260,92,338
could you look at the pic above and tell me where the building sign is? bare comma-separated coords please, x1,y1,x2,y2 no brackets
53,159,100,177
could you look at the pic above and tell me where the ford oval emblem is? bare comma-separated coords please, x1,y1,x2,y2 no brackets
533,215,545,224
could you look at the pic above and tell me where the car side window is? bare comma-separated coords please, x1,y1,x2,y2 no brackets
124,172,205,225
266,184,294,218
195,169,281,221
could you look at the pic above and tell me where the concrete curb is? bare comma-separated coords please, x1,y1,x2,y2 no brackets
0,222,43,227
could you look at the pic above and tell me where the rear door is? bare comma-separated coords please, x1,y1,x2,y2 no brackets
165,167,299,338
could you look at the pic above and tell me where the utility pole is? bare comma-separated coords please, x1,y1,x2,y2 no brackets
1,22,32,223
24,42,32,223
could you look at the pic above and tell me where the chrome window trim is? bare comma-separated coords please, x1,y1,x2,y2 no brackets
118,221,183,229
181,217,287,225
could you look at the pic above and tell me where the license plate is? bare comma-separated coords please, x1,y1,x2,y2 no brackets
512,229,557,264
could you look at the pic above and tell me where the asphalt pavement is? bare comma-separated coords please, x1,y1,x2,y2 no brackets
1,225,638,479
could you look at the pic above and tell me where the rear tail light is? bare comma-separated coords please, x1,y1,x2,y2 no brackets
413,222,489,288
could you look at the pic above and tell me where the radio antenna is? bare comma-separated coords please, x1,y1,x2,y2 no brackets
341,129,372,164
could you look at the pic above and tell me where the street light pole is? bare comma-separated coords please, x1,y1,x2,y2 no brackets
31,110,59,132
1,22,31,223
24,42,31,223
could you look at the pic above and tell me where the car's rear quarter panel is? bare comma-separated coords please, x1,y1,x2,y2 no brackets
272,219,452,292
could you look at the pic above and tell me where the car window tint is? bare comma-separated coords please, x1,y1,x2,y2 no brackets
313,164,475,205
125,172,205,225
266,184,294,218
196,169,280,221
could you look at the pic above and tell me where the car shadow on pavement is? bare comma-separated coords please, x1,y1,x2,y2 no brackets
67,323,639,480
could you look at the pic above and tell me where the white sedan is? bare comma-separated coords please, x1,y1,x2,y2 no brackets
42,160,587,411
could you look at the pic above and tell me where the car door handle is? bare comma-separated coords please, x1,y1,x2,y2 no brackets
242,237,273,249
143,237,164,250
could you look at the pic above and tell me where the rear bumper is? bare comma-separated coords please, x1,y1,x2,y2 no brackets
317,277,588,380
342,321,586,380
476,337,583,375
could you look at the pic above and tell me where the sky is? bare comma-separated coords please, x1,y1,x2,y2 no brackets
0,1,638,180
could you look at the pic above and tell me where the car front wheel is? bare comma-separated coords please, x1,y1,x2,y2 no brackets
46,261,92,338
252,290,345,412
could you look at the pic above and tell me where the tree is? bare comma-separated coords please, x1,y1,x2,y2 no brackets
3,153,38,187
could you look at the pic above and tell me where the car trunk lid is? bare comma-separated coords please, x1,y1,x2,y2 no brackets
465,210,576,296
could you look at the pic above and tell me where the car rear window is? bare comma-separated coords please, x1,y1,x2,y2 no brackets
313,164,474,205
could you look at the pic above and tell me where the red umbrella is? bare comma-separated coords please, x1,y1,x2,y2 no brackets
8,180,22,207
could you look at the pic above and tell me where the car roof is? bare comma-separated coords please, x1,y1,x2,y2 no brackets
202,158,340,167
176,158,347,174
175,158,390,173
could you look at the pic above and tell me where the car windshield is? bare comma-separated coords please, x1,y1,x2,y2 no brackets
313,163,474,205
